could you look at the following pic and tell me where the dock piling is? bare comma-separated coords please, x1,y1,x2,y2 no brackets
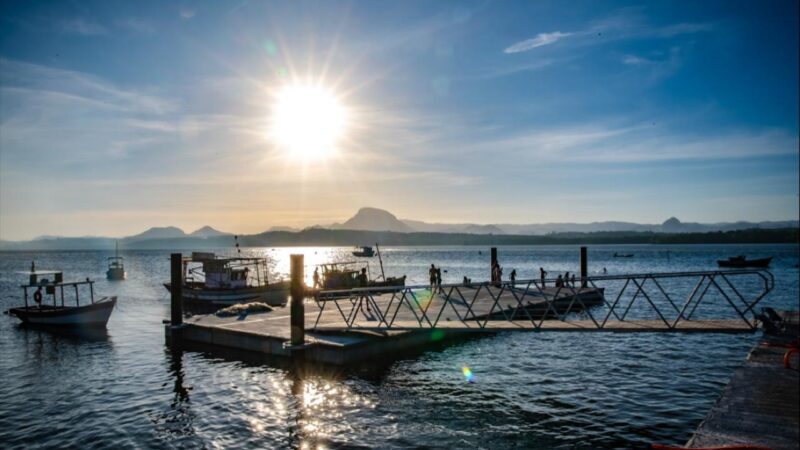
290,254,304,347
580,246,587,287
490,247,497,282
170,253,183,326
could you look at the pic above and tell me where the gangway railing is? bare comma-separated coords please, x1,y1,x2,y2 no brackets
311,270,774,332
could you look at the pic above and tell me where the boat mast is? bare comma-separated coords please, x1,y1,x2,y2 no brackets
376,243,386,281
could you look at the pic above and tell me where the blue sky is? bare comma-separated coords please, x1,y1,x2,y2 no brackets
0,0,797,239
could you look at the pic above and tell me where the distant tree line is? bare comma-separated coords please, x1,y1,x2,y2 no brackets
1,227,797,251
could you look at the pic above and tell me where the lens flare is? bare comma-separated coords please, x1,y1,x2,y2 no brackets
462,366,475,383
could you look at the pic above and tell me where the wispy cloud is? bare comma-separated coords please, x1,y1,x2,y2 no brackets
58,17,107,36
504,32,571,54
620,46,684,83
117,18,156,35
179,7,196,20
0,58,175,114
468,58,556,79
502,12,714,55
459,123,798,164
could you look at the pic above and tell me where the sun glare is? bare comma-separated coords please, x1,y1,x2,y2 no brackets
270,84,347,160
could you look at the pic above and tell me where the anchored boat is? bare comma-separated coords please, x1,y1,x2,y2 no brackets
352,246,375,257
717,255,772,268
317,261,406,291
163,252,289,306
6,263,116,328
106,241,126,280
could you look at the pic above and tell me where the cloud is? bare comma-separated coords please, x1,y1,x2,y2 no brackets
502,12,714,56
58,17,107,36
117,18,156,35
467,58,556,79
504,32,571,54
179,7,196,20
460,123,798,164
620,47,684,83
0,58,175,114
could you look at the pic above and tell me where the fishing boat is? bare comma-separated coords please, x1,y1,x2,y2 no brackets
613,252,634,258
6,263,116,327
106,241,126,280
352,246,375,257
163,252,290,306
717,255,773,268
317,261,406,291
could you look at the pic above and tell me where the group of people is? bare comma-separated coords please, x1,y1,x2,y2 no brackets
554,271,577,288
429,264,443,292
539,267,578,288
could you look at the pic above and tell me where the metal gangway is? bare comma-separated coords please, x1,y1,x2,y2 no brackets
310,270,774,333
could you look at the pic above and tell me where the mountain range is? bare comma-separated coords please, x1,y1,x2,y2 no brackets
1,207,796,250
323,207,798,235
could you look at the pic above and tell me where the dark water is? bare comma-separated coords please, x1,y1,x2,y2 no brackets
1,244,797,449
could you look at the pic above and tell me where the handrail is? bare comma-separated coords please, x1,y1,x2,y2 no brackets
312,269,774,332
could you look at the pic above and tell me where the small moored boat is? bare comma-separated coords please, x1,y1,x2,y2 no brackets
317,261,406,292
106,241,126,280
352,246,375,257
163,252,289,306
717,255,772,268
613,253,634,258
6,263,116,328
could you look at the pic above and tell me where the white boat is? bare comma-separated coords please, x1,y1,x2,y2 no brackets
352,246,375,257
6,264,116,328
163,252,289,306
106,241,126,280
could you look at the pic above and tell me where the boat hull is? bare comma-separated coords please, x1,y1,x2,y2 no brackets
717,257,772,268
7,297,116,327
107,268,126,280
164,282,290,306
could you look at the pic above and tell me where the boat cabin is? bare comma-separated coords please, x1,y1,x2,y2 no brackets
318,262,371,289
18,267,97,309
184,252,268,289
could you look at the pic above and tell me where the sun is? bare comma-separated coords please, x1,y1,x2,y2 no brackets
269,84,347,160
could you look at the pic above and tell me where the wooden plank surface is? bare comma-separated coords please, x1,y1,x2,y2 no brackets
687,311,799,449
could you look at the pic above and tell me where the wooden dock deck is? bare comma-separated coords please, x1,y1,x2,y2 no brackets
172,287,756,365
687,311,799,449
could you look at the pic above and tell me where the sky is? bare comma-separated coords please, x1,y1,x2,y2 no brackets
0,0,798,240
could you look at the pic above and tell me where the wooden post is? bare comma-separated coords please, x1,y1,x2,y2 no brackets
290,254,305,347
170,253,183,326
580,246,587,288
490,247,497,282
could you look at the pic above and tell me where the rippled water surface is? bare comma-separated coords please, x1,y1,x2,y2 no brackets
1,244,797,449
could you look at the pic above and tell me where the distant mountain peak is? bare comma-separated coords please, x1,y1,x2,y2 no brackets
125,226,186,241
190,226,230,238
662,217,682,227
338,207,415,233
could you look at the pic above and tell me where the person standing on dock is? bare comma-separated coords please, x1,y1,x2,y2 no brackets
565,271,570,286
540,267,547,287
510,269,516,286
429,264,437,293
312,268,320,289
435,267,442,291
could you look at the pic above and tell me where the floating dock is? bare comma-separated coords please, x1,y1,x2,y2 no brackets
165,250,770,366
687,311,799,449
168,287,755,366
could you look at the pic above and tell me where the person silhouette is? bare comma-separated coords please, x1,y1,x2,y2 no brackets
312,268,320,289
